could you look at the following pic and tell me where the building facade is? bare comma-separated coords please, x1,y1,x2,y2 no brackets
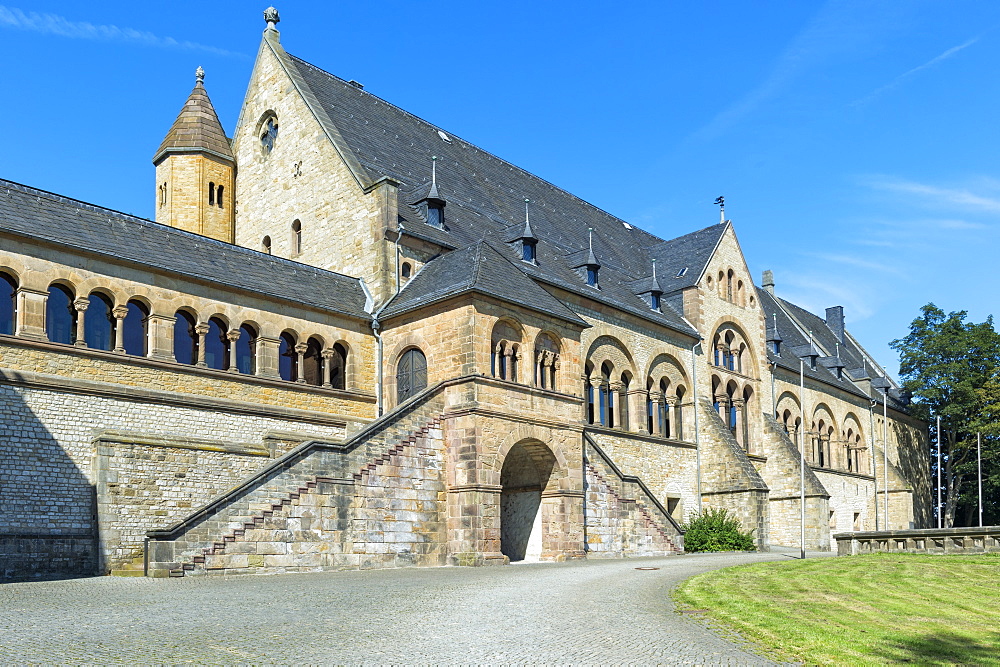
0,10,929,579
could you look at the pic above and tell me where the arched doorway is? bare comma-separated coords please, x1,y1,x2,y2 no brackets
500,441,556,562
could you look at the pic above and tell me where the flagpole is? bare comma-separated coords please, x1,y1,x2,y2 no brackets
978,432,983,528
800,357,806,559
936,415,942,529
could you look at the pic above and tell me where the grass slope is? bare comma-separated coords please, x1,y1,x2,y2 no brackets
673,553,1000,665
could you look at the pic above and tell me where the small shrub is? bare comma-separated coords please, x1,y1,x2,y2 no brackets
681,507,756,552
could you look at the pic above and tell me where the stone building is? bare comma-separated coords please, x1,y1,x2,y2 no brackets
0,9,929,579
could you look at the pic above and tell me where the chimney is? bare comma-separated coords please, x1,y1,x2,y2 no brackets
826,306,845,344
762,270,775,295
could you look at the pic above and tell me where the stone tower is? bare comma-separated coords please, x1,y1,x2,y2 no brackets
153,67,236,243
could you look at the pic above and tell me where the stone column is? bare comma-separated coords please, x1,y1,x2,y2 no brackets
651,392,666,436
609,382,624,429
294,342,307,383
493,341,504,378
715,393,729,421
551,355,560,392
194,322,209,367
321,349,334,388
503,348,515,382
715,343,725,368
112,306,128,353
72,298,88,347
627,389,647,434
255,335,281,379
145,314,175,360
226,329,241,372
665,395,678,439
14,287,48,341
590,376,605,425
580,374,590,422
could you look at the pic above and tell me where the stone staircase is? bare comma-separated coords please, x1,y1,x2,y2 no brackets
144,383,448,577
583,435,684,556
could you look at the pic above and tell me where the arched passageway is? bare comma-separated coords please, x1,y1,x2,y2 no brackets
499,441,556,562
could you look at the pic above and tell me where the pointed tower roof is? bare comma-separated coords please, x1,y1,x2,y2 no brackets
153,68,234,165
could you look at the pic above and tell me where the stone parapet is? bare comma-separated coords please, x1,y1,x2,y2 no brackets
835,526,1000,556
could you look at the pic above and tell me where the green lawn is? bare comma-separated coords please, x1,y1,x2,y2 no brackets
673,553,1000,665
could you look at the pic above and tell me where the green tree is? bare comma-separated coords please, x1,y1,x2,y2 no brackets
891,304,1000,527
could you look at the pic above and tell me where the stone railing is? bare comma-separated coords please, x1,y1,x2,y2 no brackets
835,526,1000,555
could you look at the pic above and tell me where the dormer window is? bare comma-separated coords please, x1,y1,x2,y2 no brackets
586,265,599,287
771,340,781,355
650,292,661,311
522,239,536,263
426,202,444,229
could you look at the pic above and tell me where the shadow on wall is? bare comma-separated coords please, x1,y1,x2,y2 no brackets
893,421,930,528
872,631,1000,665
0,381,101,581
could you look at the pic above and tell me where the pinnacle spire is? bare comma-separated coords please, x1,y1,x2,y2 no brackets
520,198,536,240
153,72,233,164
426,155,441,200
586,227,600,266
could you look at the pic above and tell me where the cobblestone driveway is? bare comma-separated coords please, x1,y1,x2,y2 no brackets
0,550,823,664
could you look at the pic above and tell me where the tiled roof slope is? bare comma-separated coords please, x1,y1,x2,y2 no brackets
286,54,716,337
380,241,586,326
758,288,907,409
0,179,369,319
153,79,234,164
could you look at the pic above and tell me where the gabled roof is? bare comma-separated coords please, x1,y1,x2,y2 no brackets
649,223,728,293
757,287,907,408
0,179,369,320
153,74,234,164
275,49,707,338
379,241,587,326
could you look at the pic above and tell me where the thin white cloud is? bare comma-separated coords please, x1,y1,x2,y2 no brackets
809,252,905,276
852,36,980,107
780,274,877,322
0,5,245,58
863,176,1000,213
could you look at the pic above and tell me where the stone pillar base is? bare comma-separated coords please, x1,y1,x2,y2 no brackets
448,551,508,567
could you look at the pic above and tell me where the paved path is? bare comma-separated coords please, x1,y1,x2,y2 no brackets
0,550,828,664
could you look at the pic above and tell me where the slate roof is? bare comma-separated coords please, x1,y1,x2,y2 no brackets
153,77,234,164
283,51,717,338
379,241,586,326
757,288,907,409
0,179,369,320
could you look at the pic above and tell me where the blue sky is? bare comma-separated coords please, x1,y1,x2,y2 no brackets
1,1,997,376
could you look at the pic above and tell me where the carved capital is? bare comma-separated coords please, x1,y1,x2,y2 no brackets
226,328,242,342
294,343,308,355
112,305,129,319
194,323,210,336
73,298,89,312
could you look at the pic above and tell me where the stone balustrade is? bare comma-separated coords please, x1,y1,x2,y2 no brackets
835,526,1000,556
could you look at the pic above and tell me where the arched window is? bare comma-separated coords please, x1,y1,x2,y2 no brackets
329,342,348,390
401,262,412,280
659,378,670,438
203,317,229,370
585,362,596,424
491,320,522,382
291,220,302,255
216,185,224,209
46,284,76,345
173,310,198,365
236,324,257,375
599,362,613,427
726,269,734,302
260,115,278,154
619,372,631,430
122,300,149,356
159,183,167,206
208,182,216,206
646,381,655,434
83,293,114,351
262,236,272,254
303,337,325,386
0,272,16,336
397,348,427,403
279,332,298,382
534,334,559,391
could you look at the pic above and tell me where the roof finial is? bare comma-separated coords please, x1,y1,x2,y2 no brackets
714,195,725,224
195,66,205,85
651,258,657,281
264,6,280,31
588,227,594,251
431,155,437,187
835,342,840,357
524,198,530,223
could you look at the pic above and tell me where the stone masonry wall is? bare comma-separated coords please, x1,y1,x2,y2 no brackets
233,37,387,297
0,381,348,578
